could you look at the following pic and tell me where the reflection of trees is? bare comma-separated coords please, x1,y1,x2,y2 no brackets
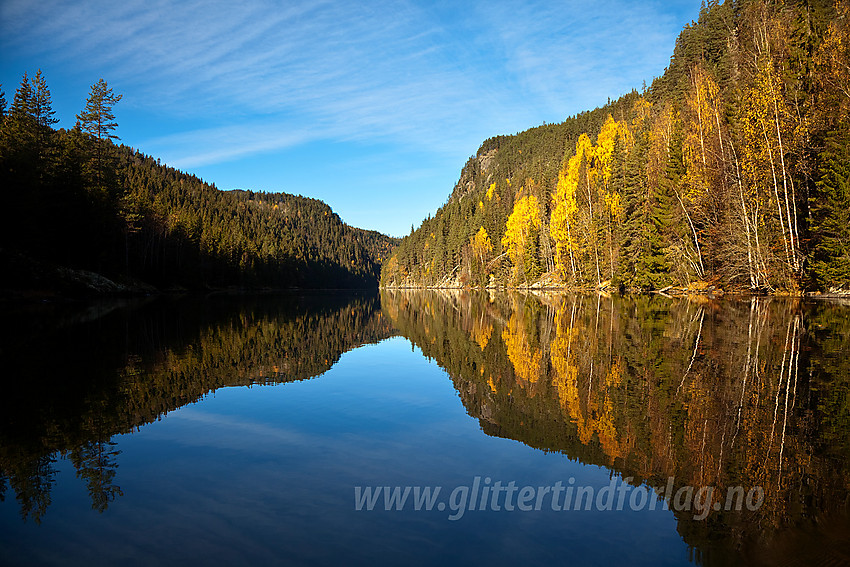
502,298,543,388
69,440,123,513
7,455,57,525
0,293,395,522
383,289,850,566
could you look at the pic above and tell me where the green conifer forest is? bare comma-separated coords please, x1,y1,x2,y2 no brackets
0,76,398,294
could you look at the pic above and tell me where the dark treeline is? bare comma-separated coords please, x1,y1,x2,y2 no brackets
382,289,850,566
0,74,398,293
382,0,850,293
0,293,396,522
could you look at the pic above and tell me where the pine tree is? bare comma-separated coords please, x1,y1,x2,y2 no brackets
77,79,122,193
77,79,122,142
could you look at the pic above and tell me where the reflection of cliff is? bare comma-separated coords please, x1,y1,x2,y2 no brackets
0,293,396,522
382,289,850,566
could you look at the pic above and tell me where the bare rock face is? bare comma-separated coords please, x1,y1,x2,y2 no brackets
477,148,497,176
449,148,499,204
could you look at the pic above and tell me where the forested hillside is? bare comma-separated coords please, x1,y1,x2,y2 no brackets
382,0,850,293
0,75,398,293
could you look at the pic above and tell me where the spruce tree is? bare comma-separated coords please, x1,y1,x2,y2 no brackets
609,133,626,287
31,70,58,131
619,131,649,288
809,122,850,290
0,72,59,255
4,73,36,159
30,70,59,180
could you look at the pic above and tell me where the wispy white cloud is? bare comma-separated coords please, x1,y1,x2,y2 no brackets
143,123,321,169
1,0,693,154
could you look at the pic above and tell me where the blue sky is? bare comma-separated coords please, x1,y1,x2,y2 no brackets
1,0,702,237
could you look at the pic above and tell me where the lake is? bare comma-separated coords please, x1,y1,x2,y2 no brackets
1,291,849,566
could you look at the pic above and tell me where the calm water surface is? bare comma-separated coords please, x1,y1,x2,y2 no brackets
1,291,849,566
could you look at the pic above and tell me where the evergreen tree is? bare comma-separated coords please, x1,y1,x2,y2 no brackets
3,73,36,159
0,72,60,255
609,133,627,287
77,79,122,194
809,121,850,290
77,79,122,142
619,131,650,287
31,70,58,131
30,70,59,179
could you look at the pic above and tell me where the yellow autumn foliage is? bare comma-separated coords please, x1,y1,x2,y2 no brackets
502,195,540,276
502,311,542,386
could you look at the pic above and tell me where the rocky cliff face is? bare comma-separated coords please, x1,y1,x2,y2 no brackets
448,147,499,206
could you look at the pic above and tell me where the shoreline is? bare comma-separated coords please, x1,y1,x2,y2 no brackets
380,283,850,299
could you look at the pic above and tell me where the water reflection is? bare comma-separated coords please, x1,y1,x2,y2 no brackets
3,290,849,565
0,293,394,523
382,290,850,566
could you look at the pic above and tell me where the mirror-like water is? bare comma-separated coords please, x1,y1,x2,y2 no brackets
1,291,848,566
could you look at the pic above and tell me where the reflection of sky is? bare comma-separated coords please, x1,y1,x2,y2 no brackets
0,337,688,566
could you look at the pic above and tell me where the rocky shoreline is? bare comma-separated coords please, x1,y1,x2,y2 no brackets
381,277,849,298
